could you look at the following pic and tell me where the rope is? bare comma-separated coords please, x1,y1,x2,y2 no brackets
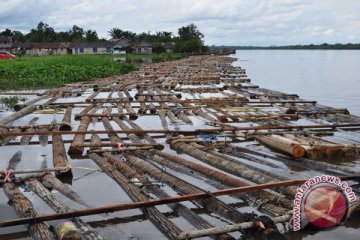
1,169,13,183
117,142,126,152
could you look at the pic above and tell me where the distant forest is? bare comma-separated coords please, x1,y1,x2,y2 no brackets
0,22,207,53
224,43,360,50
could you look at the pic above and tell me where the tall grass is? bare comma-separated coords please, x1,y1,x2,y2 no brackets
0,55,136,90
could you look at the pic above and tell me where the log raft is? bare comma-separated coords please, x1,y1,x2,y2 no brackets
0,55,359,240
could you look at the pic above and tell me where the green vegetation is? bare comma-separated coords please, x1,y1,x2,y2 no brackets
0,96,27,109
0,55,136,90
2,22,207,54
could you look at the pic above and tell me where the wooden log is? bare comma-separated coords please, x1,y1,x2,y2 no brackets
26,179,104,240
158,110,169,130
38,126,49,146
255,135,306,158
0,126,21,145
20,117,39,145
52,134,72,179
3,183,56,240
176,111,193,124
3,152,56,240
103,153,233,240
59,106,72,131
177,214,292,239
2,124,360,138
112,117,141,143
88,152,182,240
124,102,138,120
126,155,249,224
0,96,47,127
68,116,91,157
11,95,48,113
74,104,94,120
171,142,297,197
41,173,88,207
153,150,293,209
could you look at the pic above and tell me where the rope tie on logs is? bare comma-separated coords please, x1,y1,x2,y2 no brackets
1,169,13,183
239,212,288,240
117,142,126,152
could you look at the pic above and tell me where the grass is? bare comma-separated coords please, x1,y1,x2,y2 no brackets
0,55,137,90
0,96,27,109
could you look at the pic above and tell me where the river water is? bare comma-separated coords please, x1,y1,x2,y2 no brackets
232,50,360,116
233,50,360,239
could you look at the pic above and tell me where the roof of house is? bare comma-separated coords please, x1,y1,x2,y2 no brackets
0,36,12,42
73,42,115,48
133,41,154,48
14,42,77,49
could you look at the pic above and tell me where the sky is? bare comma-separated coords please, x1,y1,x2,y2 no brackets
1,0,359,46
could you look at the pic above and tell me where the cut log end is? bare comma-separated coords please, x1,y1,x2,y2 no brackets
68,146,84,158
292,145,306,158
59,123,72,131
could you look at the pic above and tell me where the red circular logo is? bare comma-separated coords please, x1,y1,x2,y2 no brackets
304,185,347,228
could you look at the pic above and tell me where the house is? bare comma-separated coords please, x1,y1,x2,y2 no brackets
132,41,153,54
110,37,131,54
71,42,114,55
0,36,12,51
13,42,75,56
161,42,175,53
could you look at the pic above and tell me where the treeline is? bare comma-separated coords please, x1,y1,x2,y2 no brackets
230,43,360,50
0,22,207,53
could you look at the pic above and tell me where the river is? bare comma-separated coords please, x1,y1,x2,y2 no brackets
232,50,360,116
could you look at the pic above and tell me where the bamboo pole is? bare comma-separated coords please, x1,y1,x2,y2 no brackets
177,214,292,239
1,123,360,138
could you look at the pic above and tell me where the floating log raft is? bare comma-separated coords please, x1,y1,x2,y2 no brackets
0,55,359,240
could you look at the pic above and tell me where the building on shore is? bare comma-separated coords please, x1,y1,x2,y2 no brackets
0,36,13,51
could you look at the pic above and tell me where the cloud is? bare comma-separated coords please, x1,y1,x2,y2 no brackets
0,0,359,45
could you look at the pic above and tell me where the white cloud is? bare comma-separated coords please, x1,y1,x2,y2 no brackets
0,0,359,45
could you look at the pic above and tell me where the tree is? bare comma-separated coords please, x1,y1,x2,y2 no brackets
108,28,137,41
69,25,85,41
0,28,13,36
178,23,204,42
26,22,56,42
176,23,205,53
85,30,99,41
153,43,166,54
12,31,25,42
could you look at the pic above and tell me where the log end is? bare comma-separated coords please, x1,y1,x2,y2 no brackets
68,146,84,158
217,116,228,123
59,123,72,131
292,145,306,158
129,114,138,120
